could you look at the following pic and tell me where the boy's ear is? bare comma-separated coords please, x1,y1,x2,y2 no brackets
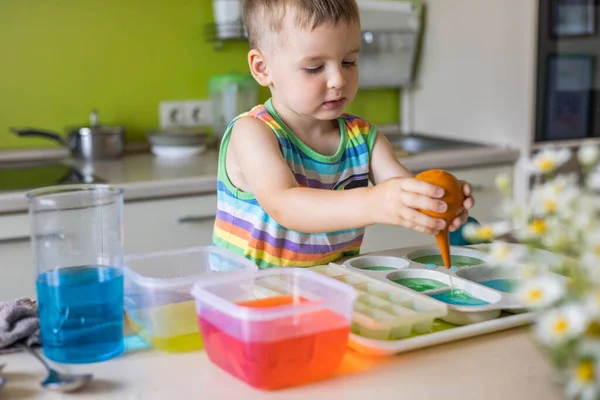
248,49,272,87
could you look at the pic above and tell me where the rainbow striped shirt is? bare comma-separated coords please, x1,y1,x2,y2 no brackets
212,98,378,269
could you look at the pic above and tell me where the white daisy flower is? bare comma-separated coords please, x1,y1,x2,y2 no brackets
530,175,580,218
529,148,572,175
516,218,548,242
571,196,599,231
535,303,588,344
501,200,530,229
541,222,575,253
565,359,600,400
518,275,564,309
578,144,600,168
487,242,527,267
462,221,511,242
495,173,512,196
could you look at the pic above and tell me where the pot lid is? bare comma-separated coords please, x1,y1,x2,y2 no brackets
69,110,124,136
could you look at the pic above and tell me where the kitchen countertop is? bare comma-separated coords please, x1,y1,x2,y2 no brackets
0,144,519,214
0,326,559,399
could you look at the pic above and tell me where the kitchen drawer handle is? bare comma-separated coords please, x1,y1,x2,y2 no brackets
178,215,216,224
0,232,65,245
0,236,29,244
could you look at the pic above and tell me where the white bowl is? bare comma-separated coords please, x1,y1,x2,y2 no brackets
151,145,207,159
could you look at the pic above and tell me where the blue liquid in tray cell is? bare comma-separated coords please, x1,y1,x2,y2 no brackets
36,265,124,364
429,289,489,306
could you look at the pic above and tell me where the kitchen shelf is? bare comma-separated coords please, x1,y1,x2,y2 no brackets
205,22,248,49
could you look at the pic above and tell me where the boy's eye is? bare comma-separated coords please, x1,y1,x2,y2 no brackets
342,60,357,67
304,66,324,74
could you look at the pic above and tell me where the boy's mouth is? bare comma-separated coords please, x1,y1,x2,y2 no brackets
322,98,346,110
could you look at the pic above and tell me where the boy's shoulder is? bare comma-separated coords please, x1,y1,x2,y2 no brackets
244,103,269,118
340,112,378,136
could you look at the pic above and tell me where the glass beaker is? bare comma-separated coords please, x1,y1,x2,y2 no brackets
27,184,125,364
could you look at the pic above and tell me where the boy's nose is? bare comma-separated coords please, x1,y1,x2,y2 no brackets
327,69,346,89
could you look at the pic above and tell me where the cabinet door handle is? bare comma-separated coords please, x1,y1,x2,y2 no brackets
0,232,64,245
178,215,216,224
0,236,29,244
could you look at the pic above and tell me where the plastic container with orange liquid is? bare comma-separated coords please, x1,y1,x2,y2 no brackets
123,246,258,352
191,268,357,390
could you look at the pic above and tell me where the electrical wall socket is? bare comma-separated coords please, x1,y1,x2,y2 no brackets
185,100,212,127
159,99,212,129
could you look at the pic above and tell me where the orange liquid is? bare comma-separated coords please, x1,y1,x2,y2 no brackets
198,295,349,390
237,295,311,308
435,229,451,270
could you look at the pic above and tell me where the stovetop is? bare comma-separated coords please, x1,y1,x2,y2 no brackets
0,161,104,192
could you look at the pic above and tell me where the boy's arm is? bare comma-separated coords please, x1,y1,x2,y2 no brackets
368,133,414,184
228,118,445,234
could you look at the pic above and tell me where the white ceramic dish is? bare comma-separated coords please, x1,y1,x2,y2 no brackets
151,145,207,159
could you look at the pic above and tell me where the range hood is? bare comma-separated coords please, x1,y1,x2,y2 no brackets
357,0,424,88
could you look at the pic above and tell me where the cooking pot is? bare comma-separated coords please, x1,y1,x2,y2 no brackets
11,110,125,160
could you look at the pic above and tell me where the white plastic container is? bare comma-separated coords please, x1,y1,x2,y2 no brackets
123,246,258,352
191,268,356,390
342,245,525,325
309,264,448,340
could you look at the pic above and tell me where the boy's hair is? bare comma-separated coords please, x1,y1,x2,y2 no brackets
243,0,360,49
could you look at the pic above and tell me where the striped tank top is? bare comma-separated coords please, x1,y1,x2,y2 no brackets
212,98,378,269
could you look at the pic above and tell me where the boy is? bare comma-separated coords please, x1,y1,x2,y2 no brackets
213,0,475,269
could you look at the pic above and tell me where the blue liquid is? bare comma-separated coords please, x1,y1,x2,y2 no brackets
36,266,124,364
479,278,519,293
429,289,489,306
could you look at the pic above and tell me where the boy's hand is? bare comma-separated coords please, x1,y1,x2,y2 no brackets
369,177,448,235
448,180,475,232
369,178,475,235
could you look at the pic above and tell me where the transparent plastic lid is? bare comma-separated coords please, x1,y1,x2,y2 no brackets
191,268,357,322
124,246,258,289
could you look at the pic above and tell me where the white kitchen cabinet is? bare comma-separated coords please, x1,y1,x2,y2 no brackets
362,224,433,253
0,240,35,301
0,213,29,242
0,194,218,254
123,194,217,254
446,164,513,224
360,164,513,254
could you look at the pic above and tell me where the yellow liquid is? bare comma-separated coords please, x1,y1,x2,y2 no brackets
144,331,203,352
125,300,203,353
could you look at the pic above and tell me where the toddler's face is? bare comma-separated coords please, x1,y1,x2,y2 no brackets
266,16,361,121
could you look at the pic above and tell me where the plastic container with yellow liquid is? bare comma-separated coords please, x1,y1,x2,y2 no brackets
124,246,258,352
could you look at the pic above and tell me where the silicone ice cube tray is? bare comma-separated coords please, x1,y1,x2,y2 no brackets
340,245,528,325
307,264,448,340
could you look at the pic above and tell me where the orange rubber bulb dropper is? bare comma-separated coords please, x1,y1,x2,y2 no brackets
415,170,465,269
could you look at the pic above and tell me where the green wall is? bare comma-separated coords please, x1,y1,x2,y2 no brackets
0,0,399,150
